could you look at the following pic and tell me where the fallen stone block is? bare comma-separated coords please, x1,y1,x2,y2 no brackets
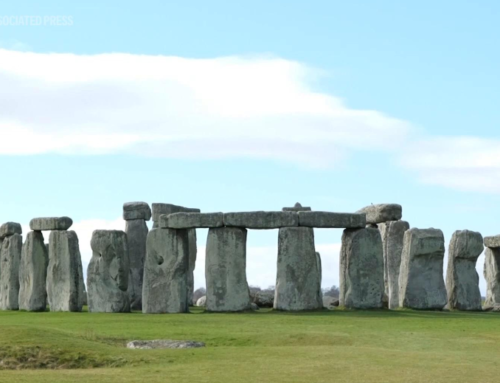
298,211,366,228
357,204,402,224
123,201,152,221
0,222,22,239
484,235,500,249
0,234,22,310
223,211,298,229
30,217,73,231
127,340,205,349
160,212,224,229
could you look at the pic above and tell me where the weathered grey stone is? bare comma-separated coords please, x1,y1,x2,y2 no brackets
0,234,22,310
251,291,274,308
274,227,322,311
151,203,200,228
205,227,251,311
87,230,130,313
160,212,224,229
484,235,500,249
127,340,205,349
46,231,84,312
484,247,500,308
223,211,298,229
357,204,402,225
282,202,312,212
0,222,22,240
446,230,483,311
379,220,410,309
323,296,337,309
19,231,48,311
196,296,206,307
298,211,366,228
142,228,189,314
125,219,148,311
187,229,197,306
399,228,447,310
339,228,384,309
123,201,152,221
30,217,73,231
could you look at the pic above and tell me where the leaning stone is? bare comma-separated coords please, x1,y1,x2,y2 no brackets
46,231,84,312
0,234,22,310
0,222,22,240
484,247,500,308
223,211,298,229
379,220,410,309
125,219,149,311
126,340,205,349
151,203,200,228
187,229,197,306
142,228,189,314
205,227,251,311
274,227,322,311
484,235,500,249
87,230,130,313
160,212,224,229
282,202,312,212
399,228,447,310
29,217,73,231
357,204,402,225
196,296,206,307
446,230,483,311
19,231,48,311
339,227,384,309
123,201,152,221
298,211,366,228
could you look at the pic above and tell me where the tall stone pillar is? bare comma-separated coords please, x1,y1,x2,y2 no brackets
484,235,500,310
205,227,251,312
0,222,22,311
123,201,151,311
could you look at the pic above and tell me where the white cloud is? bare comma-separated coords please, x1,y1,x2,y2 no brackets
400,136,500,193
0,49,411,166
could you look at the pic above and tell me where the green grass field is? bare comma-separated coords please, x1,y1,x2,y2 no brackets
1,308,499,382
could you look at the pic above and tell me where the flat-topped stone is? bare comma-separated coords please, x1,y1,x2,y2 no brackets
160,212,224,229
151,203,200,228
0,222,22,239
223,211,298,229
30,217,73,231
282,202,312,212
123,202,152,221
356,204,402,224
484,235,500,249
298,211,366,228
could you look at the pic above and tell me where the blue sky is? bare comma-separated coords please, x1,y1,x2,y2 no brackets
0,0,499,292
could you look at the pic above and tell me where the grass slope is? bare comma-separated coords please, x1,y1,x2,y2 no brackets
0,308,499,382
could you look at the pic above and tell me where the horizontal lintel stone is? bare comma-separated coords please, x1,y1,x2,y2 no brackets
223,211,298,229
484,235,500,249
298,211,366,228
123,201,152,221
29,217,73,231
160,212,224,229
151,203,201,223
356,204,402,224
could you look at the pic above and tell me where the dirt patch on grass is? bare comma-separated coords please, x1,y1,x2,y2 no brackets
0,346,127,370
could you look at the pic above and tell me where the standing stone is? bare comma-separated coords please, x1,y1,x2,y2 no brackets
399,228,447,310
46,231,84,312
125,219,149,311
19,231,48,311
484,235,500,309
446,230,483,311
187,229,197,306
87,230,130,313
142,228,189,314
339,227,384,309
205,227,251,312
274,227,322,311
379,220,410,309
0,233,22,310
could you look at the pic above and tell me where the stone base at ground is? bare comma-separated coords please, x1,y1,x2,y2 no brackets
126,340,205,349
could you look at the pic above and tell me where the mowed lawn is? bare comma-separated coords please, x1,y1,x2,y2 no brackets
0,308,499,383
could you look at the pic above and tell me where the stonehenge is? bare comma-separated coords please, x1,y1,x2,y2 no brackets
357,204,402,225
446,230,483,311
0,225,22,310
87,230,130,313
399,228,447,310
124,202,151,311
484,235,500,309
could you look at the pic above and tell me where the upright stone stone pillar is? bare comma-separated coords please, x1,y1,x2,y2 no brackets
87,230,130,313
205,227,251,312
446,230,483,311
0,223,22,310
19,231,49,311
123,201,151,311
399,228,447,310
484,235,500,310
274,227,322,311
142,228,189,313
339,227,384,309
46,231,84,312
187,229,197,306
379,220,410,309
